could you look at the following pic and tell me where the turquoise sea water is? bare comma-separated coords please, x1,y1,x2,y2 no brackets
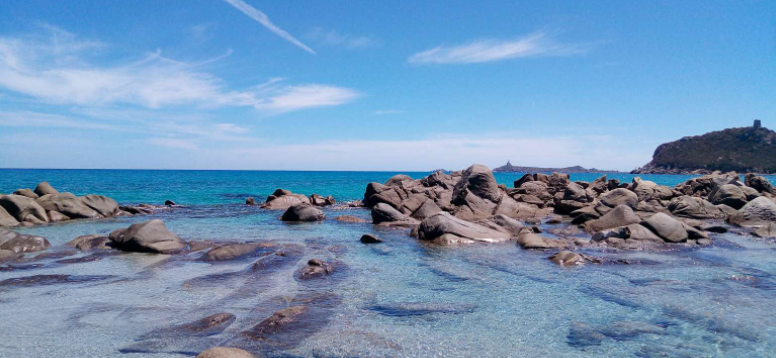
1,169,776,357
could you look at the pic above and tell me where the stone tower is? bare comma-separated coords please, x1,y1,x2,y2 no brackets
754,119,762,129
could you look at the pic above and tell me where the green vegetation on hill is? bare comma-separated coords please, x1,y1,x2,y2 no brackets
635,123,776,174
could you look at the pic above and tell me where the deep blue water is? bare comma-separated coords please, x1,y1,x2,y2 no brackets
1,169,775,357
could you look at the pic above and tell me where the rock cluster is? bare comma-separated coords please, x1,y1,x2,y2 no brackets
362,165,776,250
0,181,149,228
257,189,334,209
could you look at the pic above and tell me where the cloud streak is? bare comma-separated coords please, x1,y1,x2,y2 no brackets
0,27,358,111
221,0,315,54
408,31,591,64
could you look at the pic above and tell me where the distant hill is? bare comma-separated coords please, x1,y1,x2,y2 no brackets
493,161,620,174
632,120,776,174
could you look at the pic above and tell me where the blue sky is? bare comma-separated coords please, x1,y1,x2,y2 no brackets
0,0,774,171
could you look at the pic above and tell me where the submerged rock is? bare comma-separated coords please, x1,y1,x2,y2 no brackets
139,313,236,340
334,215,369,223
367,302,476,317
67,234,111,251
360,234,382,244
109,219,186,253
202,242,276,262
0,228,50,253
197,347,254,358
227,305,332,353
549,251,600,266
0,274,113,287
296,259,341,280
517,232,571,250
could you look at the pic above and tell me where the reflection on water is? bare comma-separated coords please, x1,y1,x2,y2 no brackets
1,202,774,357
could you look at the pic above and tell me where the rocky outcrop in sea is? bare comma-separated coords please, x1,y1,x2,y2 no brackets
362,164,776,255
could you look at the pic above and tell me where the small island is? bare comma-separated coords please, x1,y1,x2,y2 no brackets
493,161,621,174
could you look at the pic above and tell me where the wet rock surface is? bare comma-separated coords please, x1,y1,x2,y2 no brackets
109,219,187,253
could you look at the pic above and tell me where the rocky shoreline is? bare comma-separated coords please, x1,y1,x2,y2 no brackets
2,167,776,356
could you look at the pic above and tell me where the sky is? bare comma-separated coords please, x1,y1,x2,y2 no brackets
0,0,774,171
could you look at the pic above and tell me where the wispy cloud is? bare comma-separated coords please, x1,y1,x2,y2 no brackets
255,85,361,114
306,28,378,49
187,22,216,42
0,26,358,112
0,110,116,130
408,31,591,65
220,0,315,54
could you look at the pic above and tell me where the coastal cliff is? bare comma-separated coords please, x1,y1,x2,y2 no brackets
632,120,776,174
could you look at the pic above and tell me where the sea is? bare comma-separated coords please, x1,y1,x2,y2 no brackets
1,169,775,357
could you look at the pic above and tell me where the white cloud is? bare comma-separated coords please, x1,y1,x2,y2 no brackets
220,0,315,54
408,31,591,64
306,28,378,49
255,85,361,113
0,27,359,112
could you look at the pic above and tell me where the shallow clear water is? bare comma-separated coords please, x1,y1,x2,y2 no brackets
1,170,776,357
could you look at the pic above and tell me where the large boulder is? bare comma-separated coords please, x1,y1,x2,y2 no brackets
709,184,748,209
411,199,442,220
745,174,776,194
667,196,725,219
452,164,501,203
0,195,49,224
281,204,325,222
36,193,99,219
34,182,59,196
417,212,511,244
0,206,20,227
599,188,638,208
109,219,187,253
584,205,641,233
12,189,38,199
553,182,593,215
363,182,401,208
371,203,407,223
451,165,501,221
628,178,674,201
641,213,688,243
261,189,311,210
728,197,776,227
79,194,119,217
